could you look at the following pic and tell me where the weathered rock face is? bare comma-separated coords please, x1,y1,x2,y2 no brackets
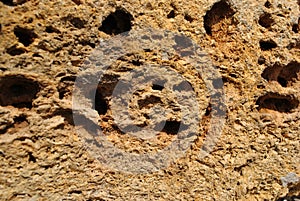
0,0,299,200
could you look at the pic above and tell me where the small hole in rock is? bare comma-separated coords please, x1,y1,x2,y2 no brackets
184,14,193,22
69,190,82,194
14,26,37,47
258,13,274,29
152,84,164,91
69,17,85,29
162,120,182,135
292,18,299,33
28,152,36,163
256,93,299,113
0,75,40,108
6,45,26,56
259,39,277,51
94,89,108,115
167,10,176,18
292,24,299,33
203,0,235,35
45,26,61,33
79,40,96,48
257,84,265,89
205,103,212,116
264,1,272,8
258,56,266,65
99,8,133,35
14,115,27,123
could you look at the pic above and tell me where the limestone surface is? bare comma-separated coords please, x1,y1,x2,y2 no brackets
0,0,299,200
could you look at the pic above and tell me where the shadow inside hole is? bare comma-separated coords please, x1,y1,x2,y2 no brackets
0,76,40,108
184,14,194,22
6,45,26,56
262,61,300,87
98,8,133,35
152,84,164,91
264,1,272,8
259,39,277,51
258,12,274,29
167,10,176,18
278,61,300,87
69,17,86,29
162,120,187,135
28,152,36,163
13,26,37,47
292,17,299,33
203,0,235,35
256,93,299,113
94,89,108,115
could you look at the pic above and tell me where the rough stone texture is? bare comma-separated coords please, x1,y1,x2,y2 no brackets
0,0,299,200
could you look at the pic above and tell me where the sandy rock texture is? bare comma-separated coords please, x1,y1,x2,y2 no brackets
0,0,300,200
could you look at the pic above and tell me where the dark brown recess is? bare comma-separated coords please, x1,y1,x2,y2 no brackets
99,8,133,35
256,93,299,113
203,0,235,35
262,61,300,87
259,39,277,50
0,75,40,108
14,26,37,47
258,12,274,29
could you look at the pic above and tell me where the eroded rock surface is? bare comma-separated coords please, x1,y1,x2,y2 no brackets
0,0,299,200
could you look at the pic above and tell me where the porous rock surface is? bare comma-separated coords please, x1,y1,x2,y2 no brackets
0,0,300,200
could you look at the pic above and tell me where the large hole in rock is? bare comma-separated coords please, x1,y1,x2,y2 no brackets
14,26,37,47
203,0,235,35
262,61,300,87
0,75,40,108
256,93,299,113
277,61,300,87
99,8,133,35
258,12,274,29
259,39,277,51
